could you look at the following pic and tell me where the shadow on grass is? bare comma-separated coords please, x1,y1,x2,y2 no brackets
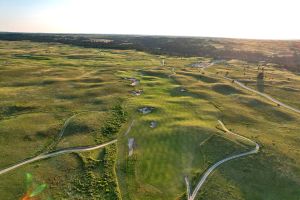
177,72,218,83
238,97,296,121
169,87,211,100
200,149,300,200
1,105,36,116
211,84,245,95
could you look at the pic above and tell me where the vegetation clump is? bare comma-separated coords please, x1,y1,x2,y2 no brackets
69,103,127,199
100,104,127,137
72,145,121,200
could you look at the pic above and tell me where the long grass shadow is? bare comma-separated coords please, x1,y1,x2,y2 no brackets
212,84,245,95
169,87,211,100
177,72,218,83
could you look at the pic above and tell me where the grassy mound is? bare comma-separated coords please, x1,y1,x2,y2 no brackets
212,83,244,95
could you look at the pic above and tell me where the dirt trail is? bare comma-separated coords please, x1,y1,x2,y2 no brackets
58,111,103,140
202,61,300,115
187,120,259,200
0,140,117,176
224,76,300,115
0,114,134,176
125,120,135,135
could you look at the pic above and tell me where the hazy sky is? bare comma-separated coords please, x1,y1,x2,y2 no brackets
0,0,300,39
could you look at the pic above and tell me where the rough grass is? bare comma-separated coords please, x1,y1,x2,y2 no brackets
0,40,299,200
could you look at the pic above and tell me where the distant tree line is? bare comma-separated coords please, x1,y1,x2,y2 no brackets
0,33,299,72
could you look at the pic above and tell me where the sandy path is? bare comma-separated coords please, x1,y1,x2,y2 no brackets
224,77,300,115
187,120,259,200
0,140,117,176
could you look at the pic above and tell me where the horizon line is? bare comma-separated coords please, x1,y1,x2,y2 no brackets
1,31,300,41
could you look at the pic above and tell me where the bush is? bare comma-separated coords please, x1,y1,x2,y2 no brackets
100,104,127,137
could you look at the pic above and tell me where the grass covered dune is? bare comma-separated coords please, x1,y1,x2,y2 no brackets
0,40,299,200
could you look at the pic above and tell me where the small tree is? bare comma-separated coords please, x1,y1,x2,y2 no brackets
257,72,264,80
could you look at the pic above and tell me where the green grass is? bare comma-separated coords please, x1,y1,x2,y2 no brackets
0,40,299,200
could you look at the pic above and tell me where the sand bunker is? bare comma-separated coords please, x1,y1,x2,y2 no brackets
138,107,154,114
123,77,140,86
131,90,143,96
128,138,135,157
150,121,157,128
129,78,140,86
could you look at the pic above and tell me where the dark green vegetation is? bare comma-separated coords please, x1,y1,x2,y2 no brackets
71,145,120,200
0,38,299,200
100,105,128,137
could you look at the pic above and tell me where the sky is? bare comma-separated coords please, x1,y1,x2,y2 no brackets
0,0,300,39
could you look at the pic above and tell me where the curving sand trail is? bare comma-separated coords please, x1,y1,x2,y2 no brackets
187,120,259,200
0,140,117,176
